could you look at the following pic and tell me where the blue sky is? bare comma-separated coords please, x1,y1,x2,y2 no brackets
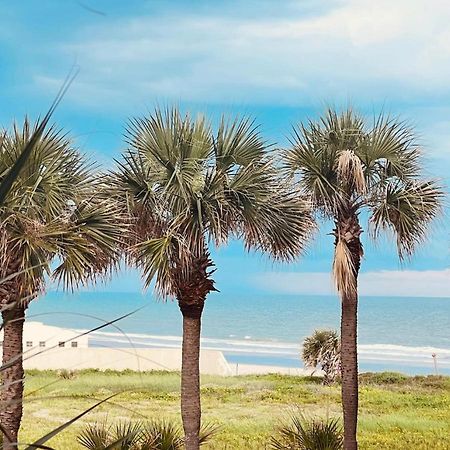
2,0,450,297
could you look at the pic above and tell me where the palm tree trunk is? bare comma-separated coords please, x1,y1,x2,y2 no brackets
179,302,203,450
336,213,362,450
341,291,358,450
0,305,25,450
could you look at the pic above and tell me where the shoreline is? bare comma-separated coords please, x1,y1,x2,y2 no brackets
22,345,450,376
16,321,450,376
23,346,319,376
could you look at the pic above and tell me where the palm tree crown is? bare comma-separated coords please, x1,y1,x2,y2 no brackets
0,119,123,301
302,329,340,384
112,108,314,297
284,109,443,292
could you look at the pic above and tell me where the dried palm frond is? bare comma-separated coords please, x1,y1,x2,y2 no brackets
332,239,356,297
336,149,366,194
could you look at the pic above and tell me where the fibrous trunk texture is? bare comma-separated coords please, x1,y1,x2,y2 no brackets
335,212,362,450
0,304,26,450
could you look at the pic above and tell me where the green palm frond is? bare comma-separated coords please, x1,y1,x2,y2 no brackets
140,420,184,450
77,418,216,450
111,421,143,449
271,412,343,450
363,115,421,181
52,197,124,289
369,178,443,259
0,70,74,206
134,235,178,295
285,107,444,263
111,107,314,297
0,119,125,298
239,185,314,261
284,114,353,217
214,116,267,170
77,420,111,450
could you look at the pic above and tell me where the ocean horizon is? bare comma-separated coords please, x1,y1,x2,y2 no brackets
27,291,450,375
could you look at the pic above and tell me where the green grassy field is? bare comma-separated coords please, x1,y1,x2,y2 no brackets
19,370,450,449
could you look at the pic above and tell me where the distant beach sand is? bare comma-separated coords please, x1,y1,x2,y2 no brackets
23,346,317,376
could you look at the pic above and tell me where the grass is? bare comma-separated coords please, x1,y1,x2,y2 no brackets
20,370,450,449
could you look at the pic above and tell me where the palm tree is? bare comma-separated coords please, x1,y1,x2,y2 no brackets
284,109,443,450
0,119,123,449
110,108,314,450
302,329,340,384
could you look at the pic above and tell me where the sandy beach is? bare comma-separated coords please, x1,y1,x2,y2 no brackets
23,346,316,377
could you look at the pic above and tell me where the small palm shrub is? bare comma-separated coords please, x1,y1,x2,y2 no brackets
270,413,343,450
58,369,77,380
302,329,340,384
77,418,217,449
112,421,143,449
139,420,183,450
77,419,111,449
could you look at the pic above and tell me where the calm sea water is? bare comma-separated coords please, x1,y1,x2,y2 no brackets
27,291,450,375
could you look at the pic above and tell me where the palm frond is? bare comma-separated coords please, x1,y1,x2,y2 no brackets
0,120,125,296
369,178,443,259
332,239,356,296
271,411,343,450
52,197,124,290
363,115,421,181
140,420,184,450
214,116,267,170
285,108,443,262
77,420,111,450
111,107,314,298
0,69,75,205
111,420,143,449
134,235,178,296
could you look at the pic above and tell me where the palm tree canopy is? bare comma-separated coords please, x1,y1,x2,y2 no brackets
111,108,314,297
0,119,123,300
284,108,444,259
302,329,340,368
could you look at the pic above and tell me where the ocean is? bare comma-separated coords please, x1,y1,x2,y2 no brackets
27,291,450,375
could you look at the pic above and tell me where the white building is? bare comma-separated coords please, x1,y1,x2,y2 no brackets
0,321,88,350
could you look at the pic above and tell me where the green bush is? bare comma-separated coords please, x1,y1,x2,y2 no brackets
57,369,77,380
359,372,408,385
270,412,343,450
77,418,218,449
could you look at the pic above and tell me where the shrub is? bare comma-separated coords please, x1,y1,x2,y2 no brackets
77,418,218,449
270,412,343,450
57,369,77,380
359,372,408,385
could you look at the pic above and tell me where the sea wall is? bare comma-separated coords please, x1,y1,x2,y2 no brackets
23,347,233,376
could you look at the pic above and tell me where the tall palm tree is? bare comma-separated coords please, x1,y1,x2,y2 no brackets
284,109,443,450
0,119,123,449
111,108,314,450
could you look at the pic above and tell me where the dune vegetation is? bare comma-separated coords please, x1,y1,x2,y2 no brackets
19,370,450,449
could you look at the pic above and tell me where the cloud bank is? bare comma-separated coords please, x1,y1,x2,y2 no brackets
35,0,450,109
256,269,450,297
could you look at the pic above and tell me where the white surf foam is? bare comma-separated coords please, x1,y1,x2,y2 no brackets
86,330,450,367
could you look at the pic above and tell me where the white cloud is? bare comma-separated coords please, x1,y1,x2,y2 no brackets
35,0,450,109
256,269,450,297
